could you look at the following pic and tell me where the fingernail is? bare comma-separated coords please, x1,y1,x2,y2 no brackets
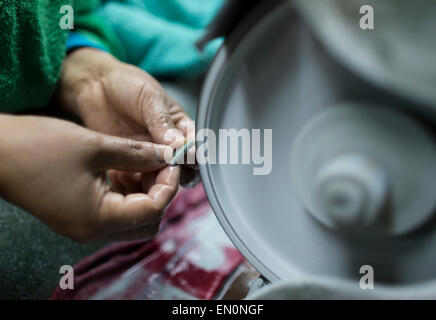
163,128,186,149
153,145,174,164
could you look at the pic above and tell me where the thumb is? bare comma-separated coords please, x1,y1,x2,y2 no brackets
91,134,173,172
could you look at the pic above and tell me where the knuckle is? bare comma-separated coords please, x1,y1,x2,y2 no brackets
124,138,142,152
84,133,104,154
137,85,164,107
155,114,172,128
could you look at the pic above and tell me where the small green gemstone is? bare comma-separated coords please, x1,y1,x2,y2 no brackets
170,141,195,165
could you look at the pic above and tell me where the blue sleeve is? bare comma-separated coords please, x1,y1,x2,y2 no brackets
66,32,109,54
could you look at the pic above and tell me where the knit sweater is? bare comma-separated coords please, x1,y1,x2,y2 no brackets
0,0,124,112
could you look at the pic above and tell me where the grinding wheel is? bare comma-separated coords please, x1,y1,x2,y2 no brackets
197,0,436,287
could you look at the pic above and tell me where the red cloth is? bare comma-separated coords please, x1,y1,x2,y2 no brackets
50,185,243,300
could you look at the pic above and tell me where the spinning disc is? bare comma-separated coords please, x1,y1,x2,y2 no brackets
197,1,436,284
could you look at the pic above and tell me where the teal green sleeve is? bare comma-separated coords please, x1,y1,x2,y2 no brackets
74,0,125,60
0,0,70,112
0,0,124,113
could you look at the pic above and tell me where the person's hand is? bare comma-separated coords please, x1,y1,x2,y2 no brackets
56,48,199,187
0,115,180,242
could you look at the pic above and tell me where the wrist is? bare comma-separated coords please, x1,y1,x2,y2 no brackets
56,48,120,118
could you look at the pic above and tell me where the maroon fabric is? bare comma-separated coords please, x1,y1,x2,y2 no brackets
50,185,243,300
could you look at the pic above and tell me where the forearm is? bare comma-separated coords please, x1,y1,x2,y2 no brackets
0,114,21,172
0,114,34,200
